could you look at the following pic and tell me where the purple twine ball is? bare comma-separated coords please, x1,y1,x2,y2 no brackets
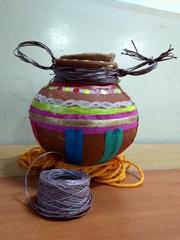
30,169,92,219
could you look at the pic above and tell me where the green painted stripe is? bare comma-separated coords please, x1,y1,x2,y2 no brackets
99,129,123,163
31,99,136,115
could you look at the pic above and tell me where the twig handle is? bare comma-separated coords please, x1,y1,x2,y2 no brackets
14,41,55,70
119,40,177,76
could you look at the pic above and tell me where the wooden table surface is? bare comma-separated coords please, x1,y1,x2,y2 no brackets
0,145,180,240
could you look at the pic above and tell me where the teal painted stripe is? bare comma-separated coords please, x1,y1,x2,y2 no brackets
65,129,83,165
99,129,123,164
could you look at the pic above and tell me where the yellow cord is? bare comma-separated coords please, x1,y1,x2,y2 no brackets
19,147,144,188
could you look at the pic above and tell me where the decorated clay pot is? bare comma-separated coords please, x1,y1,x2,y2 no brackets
14,41,174,166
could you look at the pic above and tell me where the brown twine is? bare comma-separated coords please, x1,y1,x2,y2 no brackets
14,40,176,85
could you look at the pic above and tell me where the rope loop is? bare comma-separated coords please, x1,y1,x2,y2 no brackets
20,147,145,188
13,41,55,70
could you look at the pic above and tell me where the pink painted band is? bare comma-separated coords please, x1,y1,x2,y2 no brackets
30,119,138,134
29,106,138,120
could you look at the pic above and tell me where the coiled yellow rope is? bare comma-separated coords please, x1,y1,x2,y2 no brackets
19,147,144,188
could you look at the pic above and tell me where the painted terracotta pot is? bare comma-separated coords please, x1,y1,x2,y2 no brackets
14,41,175,166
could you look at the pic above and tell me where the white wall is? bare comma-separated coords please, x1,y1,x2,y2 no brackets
119,0,180,14
0,0,180,144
